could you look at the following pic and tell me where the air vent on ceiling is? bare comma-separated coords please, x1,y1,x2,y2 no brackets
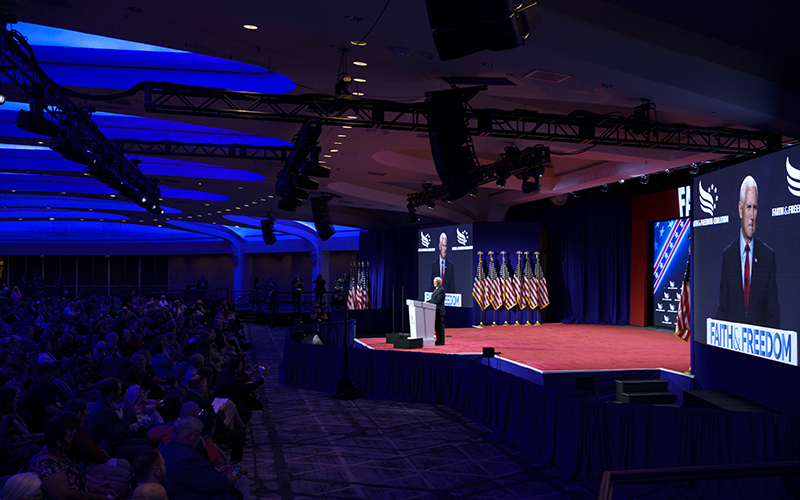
524,69,571,83
367,171,386,176
440,76,516,86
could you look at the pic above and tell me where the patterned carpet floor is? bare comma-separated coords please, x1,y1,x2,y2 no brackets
238,324,735,500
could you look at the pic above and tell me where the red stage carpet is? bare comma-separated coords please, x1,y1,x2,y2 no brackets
358,324,691,372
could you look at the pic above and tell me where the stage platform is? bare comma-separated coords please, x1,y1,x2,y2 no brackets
357,323,691,373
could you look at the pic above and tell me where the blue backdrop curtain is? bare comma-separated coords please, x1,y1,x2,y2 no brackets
358,228,417,310
506,192,632,325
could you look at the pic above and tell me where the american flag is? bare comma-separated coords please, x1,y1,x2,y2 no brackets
514,251,524,310
501,252,516,310
524,252,537,309
535,253,549,308
675,255,691,342
363,261,371,309
472,252,487,310
346,263,357,310
355,262,366,310
487,252,503,310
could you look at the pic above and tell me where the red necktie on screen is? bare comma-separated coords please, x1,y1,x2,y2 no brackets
441,261,444,280
744,243,750,310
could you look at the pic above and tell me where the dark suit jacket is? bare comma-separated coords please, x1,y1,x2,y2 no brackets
161,439,236,500
86,397,135,453
716,236,780,329
430,258,455,293
429,286,446,317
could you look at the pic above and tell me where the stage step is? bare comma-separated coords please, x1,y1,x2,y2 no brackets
683,390,777,413
616,380,676,406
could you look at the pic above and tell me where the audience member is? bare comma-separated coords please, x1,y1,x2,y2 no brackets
131,448,168,500
160,416,238,500
2,472,42,500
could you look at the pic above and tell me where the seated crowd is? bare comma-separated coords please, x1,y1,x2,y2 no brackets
0,292,267,500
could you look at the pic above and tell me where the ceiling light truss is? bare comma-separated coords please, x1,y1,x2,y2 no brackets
116,139,291,160
0,26,162,210
143,83,783,154
407,144,551,210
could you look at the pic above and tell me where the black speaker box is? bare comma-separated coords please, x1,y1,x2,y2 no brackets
260,218,276,246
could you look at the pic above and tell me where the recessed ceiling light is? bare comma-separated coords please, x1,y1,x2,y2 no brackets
342,125,352,129
49,218,54,221
323,154,332,158
352,78,366,83
353,61,367,67
330,149,338,153
244,204,249,207
350,40,367,46
319,161,326,164
110,194,116,197
204,203,210,206
338,134,347,138
346,115,357,119
158,224,162,227
267,195,273,198
351,92,364,96
243,24,258,30
334,141,342,145
37,141,43,145
238,186,243,189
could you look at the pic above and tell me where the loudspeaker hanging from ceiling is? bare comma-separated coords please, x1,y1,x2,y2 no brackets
311,196,335,241
425,88,483,201
261,217,276,246
425,0,540,61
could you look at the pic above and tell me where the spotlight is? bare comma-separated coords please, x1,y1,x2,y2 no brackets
600,183,609,193
421,181,433,190
639,174,649,185
496,177,506,188
407,210,420,224
427,201,435,209
688,163,700,175
16,109,60,137
521,167,541,194
0,94,5,105
50,126,98,166
469,189,477,197
335,73,353,96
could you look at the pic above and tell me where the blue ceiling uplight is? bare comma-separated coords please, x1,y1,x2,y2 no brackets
15,22,296,94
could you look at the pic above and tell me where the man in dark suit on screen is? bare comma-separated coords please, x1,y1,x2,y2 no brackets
429,232,456,293
427,277,446,345
716,175,780,328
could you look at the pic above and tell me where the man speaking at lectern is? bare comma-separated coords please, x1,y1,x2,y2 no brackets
428,277,446,346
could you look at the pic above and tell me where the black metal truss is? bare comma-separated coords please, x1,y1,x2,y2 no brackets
143,82,783,155
0,27,161,201
116,139,291,160
407,145,552,211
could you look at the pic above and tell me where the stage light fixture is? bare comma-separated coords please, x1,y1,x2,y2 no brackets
50,126,98,166
639,174,649,185
335,73,353,96
600,183,609,193
496,177,506,187
689,163,700,175
407,209,420,224
16,107,60,137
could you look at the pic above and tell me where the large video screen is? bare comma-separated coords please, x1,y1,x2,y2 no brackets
651,218,690,328
417,223,474,307
693,151,800,366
